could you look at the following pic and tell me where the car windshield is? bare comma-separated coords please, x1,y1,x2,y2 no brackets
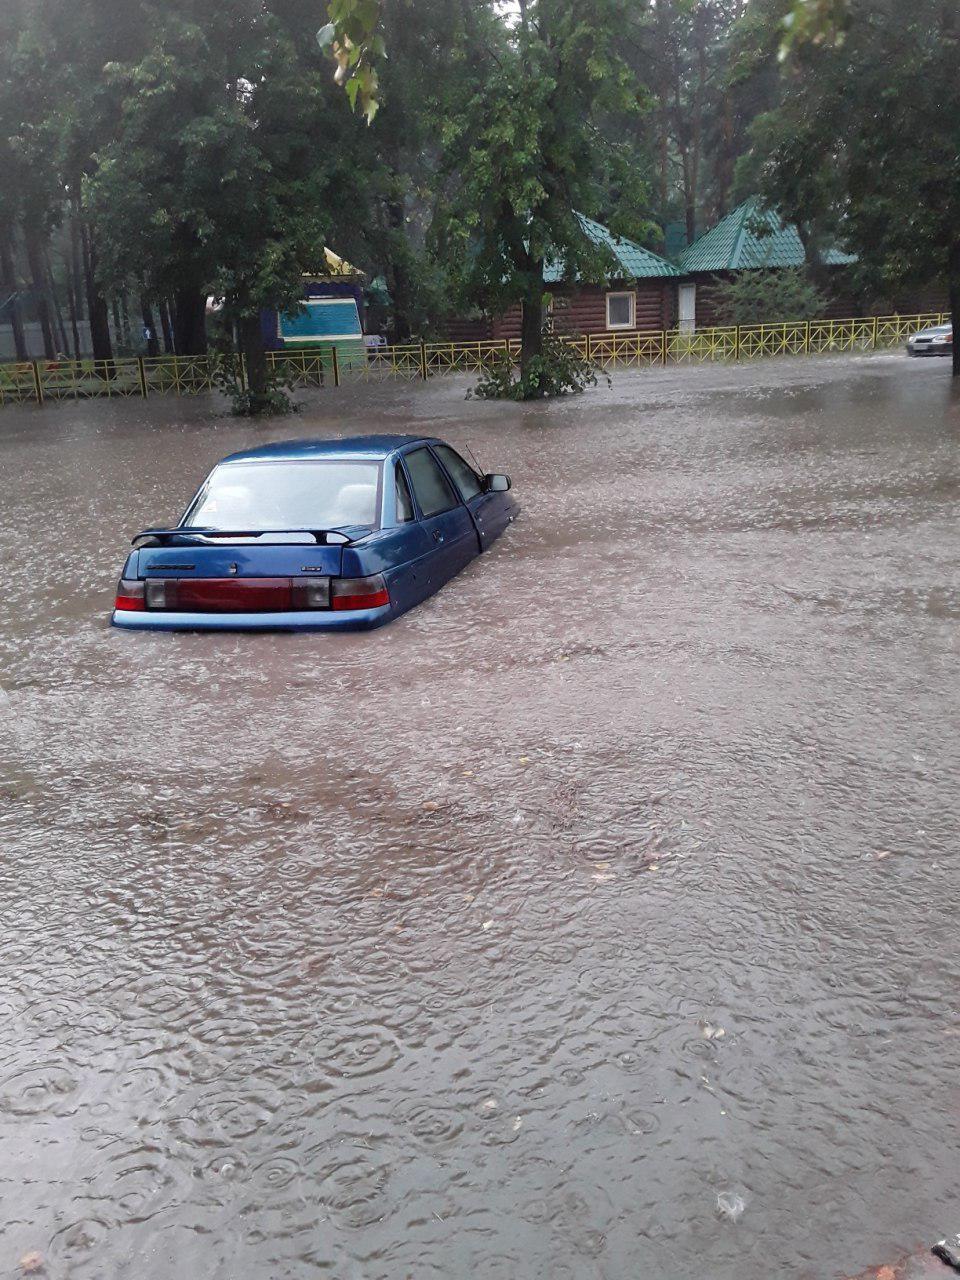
181,461,381,531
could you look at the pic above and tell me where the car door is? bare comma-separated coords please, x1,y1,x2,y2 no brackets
402,446,480,587
432,443,512,550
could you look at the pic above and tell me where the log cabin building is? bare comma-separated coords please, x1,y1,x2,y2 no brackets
443,214,680,343
674,198,947,327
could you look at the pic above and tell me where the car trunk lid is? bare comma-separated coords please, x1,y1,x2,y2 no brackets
137,542,343,580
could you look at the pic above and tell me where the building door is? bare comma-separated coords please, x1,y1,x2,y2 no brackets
678,284,696,333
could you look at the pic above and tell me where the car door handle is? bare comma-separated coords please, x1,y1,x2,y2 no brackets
432,530,443,543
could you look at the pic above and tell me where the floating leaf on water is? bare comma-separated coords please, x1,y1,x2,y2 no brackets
422,801,439,812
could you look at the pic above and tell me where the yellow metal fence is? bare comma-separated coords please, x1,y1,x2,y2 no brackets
0,312,948,407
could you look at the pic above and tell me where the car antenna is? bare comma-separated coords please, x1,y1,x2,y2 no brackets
464,442,485,475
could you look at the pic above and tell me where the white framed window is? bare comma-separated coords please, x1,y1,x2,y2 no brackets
606,290,636,330
678,283,696,333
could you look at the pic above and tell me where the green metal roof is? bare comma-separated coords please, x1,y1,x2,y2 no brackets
545,213,680,283
676,199,856,273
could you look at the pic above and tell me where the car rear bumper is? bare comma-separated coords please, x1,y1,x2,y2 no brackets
111,604,392,632
907,343,952,356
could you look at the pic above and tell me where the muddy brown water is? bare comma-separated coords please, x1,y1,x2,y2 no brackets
1,354,959,1280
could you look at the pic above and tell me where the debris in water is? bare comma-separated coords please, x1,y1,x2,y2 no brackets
19,1255,44,1275
481,920,493,930
422,801,440,812
716,1191,746,1221
701,1022,726,1040
933,1234,960,1270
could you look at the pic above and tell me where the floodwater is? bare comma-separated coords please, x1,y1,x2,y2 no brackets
1,353,959,1280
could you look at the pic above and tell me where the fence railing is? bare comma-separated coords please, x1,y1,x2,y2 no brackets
0,312,948,407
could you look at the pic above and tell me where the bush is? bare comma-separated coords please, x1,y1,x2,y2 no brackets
470,329,608,401
705,267,827,326
211,355,300,417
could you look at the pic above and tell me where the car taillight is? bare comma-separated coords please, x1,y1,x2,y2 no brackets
331,573,390,611
114,579,146,611
291,578,331,609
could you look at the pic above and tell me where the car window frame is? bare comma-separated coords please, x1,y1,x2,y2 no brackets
430,443,484,504
400,445,462,520
394,458,416,524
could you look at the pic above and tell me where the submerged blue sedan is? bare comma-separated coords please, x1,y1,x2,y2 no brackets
112,435,518,631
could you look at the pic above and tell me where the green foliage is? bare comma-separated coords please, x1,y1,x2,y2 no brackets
741,0,960,374
706,267,826,325
435,0,651,378
209,354,300,417
470,329,605,401
319,0,385,123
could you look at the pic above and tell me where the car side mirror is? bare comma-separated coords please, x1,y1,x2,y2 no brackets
483,473,511,492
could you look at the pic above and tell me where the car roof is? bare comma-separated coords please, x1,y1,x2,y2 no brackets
222,435,436,464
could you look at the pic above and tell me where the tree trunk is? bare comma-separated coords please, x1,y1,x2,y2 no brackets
0,231,28,361
23,225,56,360
173,287,207,355
159,299,174,353
386,198,414,343
949,238,960,378
79,218,114,362
519,261,545,386
66,267,82,360
140,296,160,357
44,245,70,356
120,294,132,349
239,312,268,401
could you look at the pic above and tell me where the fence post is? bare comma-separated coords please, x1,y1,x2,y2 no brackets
31,361,44,405
661,330,668,366
419,338,428,381
804,319,811,355
585,334,592,363
872,315,878,350
734,325,741,361
331,345,341,388
137,356,148,398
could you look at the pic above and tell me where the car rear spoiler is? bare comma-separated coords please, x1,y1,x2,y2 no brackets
131,527,359,549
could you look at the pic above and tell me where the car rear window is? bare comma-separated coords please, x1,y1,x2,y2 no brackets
434,445,483,502
182,461,381,531
405,448,459,517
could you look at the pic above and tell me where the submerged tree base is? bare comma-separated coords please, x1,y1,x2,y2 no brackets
470,332,608,401
210,355,300,417
229,388,300,417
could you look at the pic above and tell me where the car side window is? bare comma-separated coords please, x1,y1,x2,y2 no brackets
396,463,415,522
404,447,459,517
434,444,483,502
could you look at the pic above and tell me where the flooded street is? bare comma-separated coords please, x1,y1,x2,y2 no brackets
2,353,960,1280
